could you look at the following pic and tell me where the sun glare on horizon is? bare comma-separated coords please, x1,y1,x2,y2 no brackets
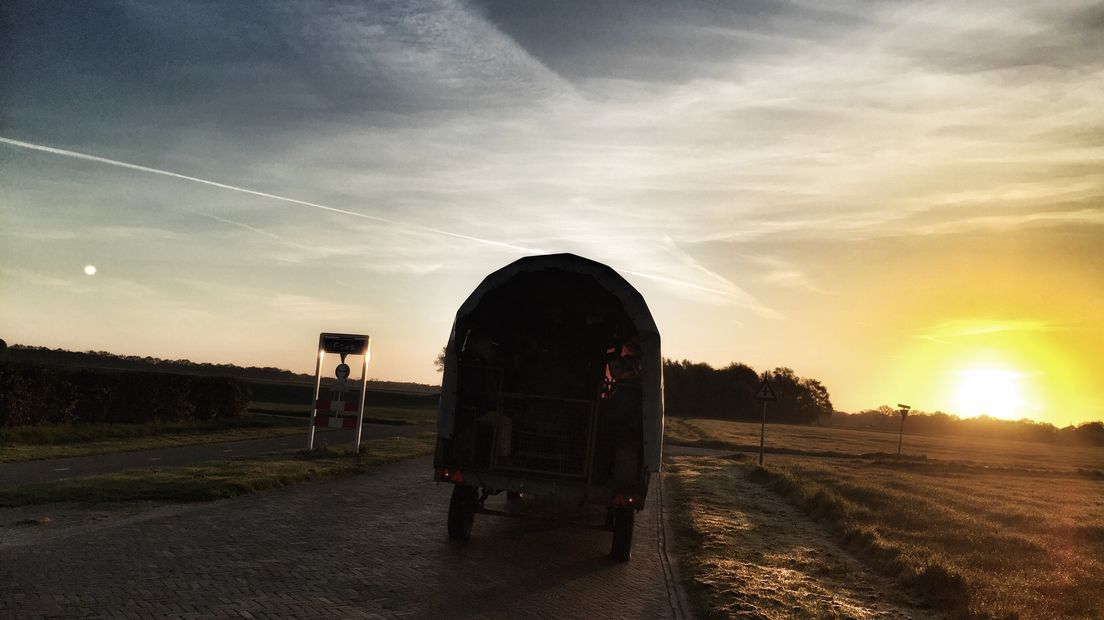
953,367,1027,420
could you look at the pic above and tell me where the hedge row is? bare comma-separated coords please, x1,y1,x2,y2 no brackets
0,362,251,427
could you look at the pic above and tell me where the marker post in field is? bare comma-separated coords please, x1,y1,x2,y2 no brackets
896,403,911,457
754,379,777,466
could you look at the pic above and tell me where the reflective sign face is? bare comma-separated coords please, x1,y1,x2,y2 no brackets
321,334,369,355
335,363,351,380
754,379,777,401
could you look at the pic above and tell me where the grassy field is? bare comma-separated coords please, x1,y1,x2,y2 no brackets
668,417,1104,470
667,418,1104,619
0,402,437,463
0,415,305,463
0,434,436,507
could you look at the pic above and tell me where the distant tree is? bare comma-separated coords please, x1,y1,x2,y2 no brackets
0,339,7,355
434,347,446,373
801,378,833,422
719,362,760,418
758,368,833,424
1072,421,1104,446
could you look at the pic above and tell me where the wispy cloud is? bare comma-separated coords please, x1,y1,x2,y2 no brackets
1,135,787,304
915,319,1066,343
0,265,159,299
0,266,83,291
3,0,1102,393
0,230,81,241
621,237,782,318
913,209,1104,236
740,255,825,293
197,213,319,255
0,136,547,257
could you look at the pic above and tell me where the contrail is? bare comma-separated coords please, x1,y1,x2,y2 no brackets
1,135,757,305
0,136,544,255
198,213,318,253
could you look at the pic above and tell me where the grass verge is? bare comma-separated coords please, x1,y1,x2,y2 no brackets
0,415,304,463
0,404,437,463
248,402,436,425
0,434,436,507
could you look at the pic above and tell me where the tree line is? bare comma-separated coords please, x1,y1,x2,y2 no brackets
5,344,304,382
0,361,249,426
662,359,833,424
833,406,1104,447
2,344,439,394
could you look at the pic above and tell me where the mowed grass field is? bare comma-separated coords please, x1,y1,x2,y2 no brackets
666,418,1104,619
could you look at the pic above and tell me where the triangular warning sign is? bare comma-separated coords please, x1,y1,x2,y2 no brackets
754,379,777,401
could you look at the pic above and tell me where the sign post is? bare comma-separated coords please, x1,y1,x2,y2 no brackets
754,379,777,466
896,403,911,458
308,333,371,453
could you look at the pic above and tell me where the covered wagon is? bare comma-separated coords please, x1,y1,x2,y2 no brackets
434,253,663,560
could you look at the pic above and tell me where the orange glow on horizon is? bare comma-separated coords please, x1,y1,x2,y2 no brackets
877,318,1097,426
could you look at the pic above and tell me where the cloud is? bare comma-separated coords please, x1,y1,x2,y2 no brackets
0,230,80,241
741,255,825,293
881,2,1104,74
0,266,83,291
616,237,782,318
267,293,366,319
915,319,1065,343
174,278,372,322
0,136,546,256
0,265,159,299
912,209,1104,236
3,0,1102,327
197,213,319,256
92,226,184,241
469,0,872,83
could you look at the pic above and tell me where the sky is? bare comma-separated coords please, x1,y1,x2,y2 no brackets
1,1,1102,424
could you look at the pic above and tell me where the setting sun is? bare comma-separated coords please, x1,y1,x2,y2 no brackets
954,367,1025,420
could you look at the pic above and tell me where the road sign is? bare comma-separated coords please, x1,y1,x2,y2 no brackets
896,403,911,456
755,379,776,466
309,333,371,453
754,379,777,401
321,334,369,355
335,363,351,380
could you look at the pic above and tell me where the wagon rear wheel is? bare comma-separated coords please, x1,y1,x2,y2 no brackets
447,485,478,540
609,506,635,561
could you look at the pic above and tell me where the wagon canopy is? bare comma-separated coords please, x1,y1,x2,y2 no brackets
438,253,664,473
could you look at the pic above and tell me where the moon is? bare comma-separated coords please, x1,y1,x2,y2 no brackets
84,265,97,276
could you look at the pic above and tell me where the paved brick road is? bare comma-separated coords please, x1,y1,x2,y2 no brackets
1,456,688,619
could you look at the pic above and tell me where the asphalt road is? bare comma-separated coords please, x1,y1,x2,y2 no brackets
1,456,691,619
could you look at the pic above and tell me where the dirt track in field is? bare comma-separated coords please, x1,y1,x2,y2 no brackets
665,452,937,620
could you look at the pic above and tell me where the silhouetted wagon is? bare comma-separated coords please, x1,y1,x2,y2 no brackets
434,253,663,561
